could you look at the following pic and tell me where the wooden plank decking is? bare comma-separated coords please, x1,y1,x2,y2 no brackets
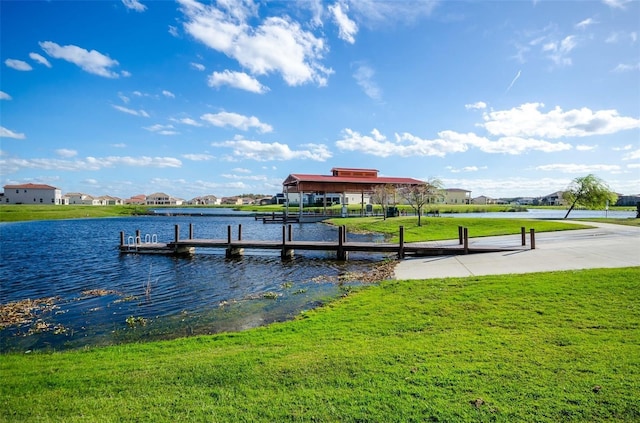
119,224,533,260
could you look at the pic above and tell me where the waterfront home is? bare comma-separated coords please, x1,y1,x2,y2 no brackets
2,183,66,205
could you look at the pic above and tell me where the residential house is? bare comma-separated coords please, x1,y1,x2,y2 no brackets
539,191,567,206
443,188,471,205
3,183,65,205
125,194,147,205
471,195,496,205
189,195,219,205
146,192,183,206
221,196,243,205
97,195,123,205
66,192,100,205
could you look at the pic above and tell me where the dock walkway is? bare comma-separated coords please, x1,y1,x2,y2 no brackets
119,224,534,261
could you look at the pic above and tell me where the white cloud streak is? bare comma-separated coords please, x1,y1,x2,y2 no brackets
4,59,32,71
39,41,122,78
353,64,381,100
112,105,150,117
29,52,52,67
208,70,269,93
0,91,12,100
212,136,332,161
201,112,272,133
1,156,182,174
122,0,147,12
329,2,358,44
0,126,26,139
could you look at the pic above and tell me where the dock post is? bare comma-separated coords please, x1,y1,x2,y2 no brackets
530,228,536,250
226,225,244,258
238,224,242,241
342,225,347,243
136,230,141,245
399,226,405,259
288,224,293,242
174,225,180,243
189,223,194,240
281,224,294,260
120,231,125,247
458,226,463,245
521,227,526,246
463,227,469,254
337,226,347,261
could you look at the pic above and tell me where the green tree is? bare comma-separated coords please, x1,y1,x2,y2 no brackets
562,174,618,218
398,178,444,226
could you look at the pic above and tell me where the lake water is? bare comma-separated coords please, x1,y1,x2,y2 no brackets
0,215,386,353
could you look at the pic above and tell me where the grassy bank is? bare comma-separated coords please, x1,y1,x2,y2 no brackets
0,205,150,222
1,267,638,422
328,216,593,243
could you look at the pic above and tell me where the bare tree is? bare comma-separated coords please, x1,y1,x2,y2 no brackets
370,184,396,220
398,179,443,226
562,174,618,218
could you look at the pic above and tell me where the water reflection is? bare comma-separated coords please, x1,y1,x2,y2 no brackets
0,216,385,352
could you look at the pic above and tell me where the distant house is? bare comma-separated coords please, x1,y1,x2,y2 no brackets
146,192,183,206
540,191,567,206
443,188,471,205
125,194,147,205
97,195,123,206
3,183,65,205
189,195,219,205
471,195,496,205
616,194,640,206
221,196,243,205
66,192,99,205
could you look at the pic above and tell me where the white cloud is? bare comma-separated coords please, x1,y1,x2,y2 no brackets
612,63,640,72
122,0,146,12
545,35,577,67
613,144,633,151
575,18,597,30
446,166,486,173
201,111,273,133
0,156,182,173
190,62,205,71
169,25,179,37
112,105,150,117
182,153,214,161
221,173,267,181
465,102,487,110
172,117,203,127
162,90,175,98
5,59,32,71
144,124,179,135
111,143,127,148
602,0,632,9
232,167,252,173
622,149,640,160
506,70,521,92
39,41,121,78
481,103,640,139
335,128,572,158
212,136,332,161
0,126,26,139
179,0,332,86
208,70,269,93
345,0,438,25
353,64,381,100
56,149,78,158
0,91,12,100
329,2,358,44
576,144,597,151
29,52,52,67
534,163,621,173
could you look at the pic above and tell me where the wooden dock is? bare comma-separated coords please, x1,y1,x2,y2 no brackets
119,224,535,261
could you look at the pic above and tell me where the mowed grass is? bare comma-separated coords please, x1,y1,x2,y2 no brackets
1,267,638,422
328,216,593,242
0,205,149,222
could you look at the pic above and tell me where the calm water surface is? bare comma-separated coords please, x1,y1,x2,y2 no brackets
0,215,386,353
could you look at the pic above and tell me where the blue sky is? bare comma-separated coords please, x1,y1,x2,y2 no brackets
1,0,639,200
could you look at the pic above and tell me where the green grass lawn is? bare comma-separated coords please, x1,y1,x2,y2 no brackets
1,267,638,422
0,205,150,222
328,216,594,243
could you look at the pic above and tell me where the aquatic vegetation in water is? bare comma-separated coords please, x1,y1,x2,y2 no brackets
0,297,61,330
126,316,148,328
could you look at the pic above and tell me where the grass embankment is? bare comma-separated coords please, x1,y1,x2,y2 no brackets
0,205,150,222
328,216,593,243
1,267,638,422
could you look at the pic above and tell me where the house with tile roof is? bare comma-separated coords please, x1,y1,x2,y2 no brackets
2,183,65,205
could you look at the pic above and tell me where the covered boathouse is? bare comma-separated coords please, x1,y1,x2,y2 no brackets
282,167,424,218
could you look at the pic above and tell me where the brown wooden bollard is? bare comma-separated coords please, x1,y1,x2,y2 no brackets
399,225,405,259
530,228,536,250
227,225,231,244
288,224,293,242
342,225,347,243
120,231,125,247
189,223,194,240
458,225,463,245
238,224,242,241
174,225,179,243
136,229,141,245
521,227,526,246
282,225,286,244
337,225,347,260
463,227,469,254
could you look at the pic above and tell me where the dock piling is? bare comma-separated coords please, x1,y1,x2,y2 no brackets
530,228,536,250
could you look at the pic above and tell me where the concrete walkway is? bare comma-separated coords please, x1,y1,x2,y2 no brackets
393,221,640,280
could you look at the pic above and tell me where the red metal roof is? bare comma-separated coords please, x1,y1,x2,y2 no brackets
3,183,58,190
286,174,423,185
